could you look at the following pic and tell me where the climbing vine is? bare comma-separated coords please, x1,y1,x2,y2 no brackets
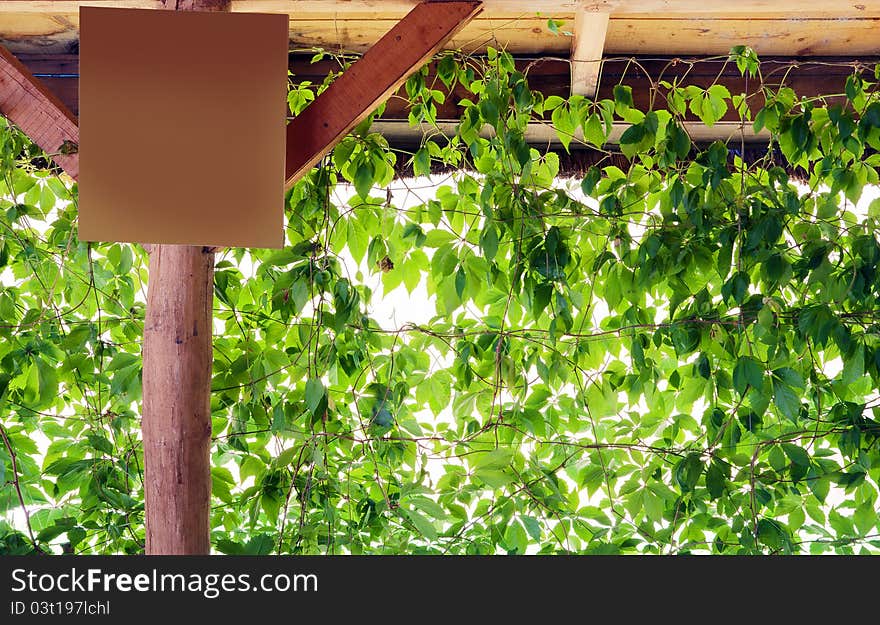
1,43,880,555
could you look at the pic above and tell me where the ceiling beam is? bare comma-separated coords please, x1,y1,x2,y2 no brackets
570,8,608,98
284,0,483,187
163,0,228,9
231,1,880,18
0,44,78,178
1,1,878,18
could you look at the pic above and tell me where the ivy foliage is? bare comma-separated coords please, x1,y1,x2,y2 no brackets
1,46,880,555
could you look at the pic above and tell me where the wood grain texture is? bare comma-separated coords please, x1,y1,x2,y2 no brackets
1,1,877,17
280,17,880,56
234,1,880,18
0,44,78,177
4,2,880,54
571,9,608,97
284,0,483,187
142,244,214,556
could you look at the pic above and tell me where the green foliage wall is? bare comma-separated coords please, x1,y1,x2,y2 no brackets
1,47,880,555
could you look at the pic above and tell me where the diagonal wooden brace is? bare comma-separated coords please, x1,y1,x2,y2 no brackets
284,0,483,188
0,44,79,180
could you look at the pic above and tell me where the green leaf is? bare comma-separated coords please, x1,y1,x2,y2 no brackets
613,84,633,114
472,447,514,470
782,443,810,468
583,113,606,147
853,502,877,535
474,468,514,489
674,453,704,493
706,463,726,499
455,265,466,299
552,106,575,151
244,534,274,555
733,356,763,396
86,434,114,455
504,520,528,553
842,345,864,384
773,378,800,421
757,518,793,554
305,378,325,414
354,160,375,199
403,508,438,541
480,226,499,261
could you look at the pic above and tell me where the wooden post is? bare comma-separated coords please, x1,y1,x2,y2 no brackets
571,8,609,98
142,245,214,555
139,0,229,556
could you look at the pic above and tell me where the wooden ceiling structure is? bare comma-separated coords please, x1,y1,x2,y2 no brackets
1,1,879,149
2,1,879,57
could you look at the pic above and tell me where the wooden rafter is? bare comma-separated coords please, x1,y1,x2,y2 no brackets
284,0,483,187
0,44,78,178
570,8,608,98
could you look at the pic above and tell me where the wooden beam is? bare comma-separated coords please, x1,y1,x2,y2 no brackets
140,0,228,557
163,0,228,9
4,6,880,55
0,45,78,178
0,1,878,17
233,1,880,17
571,8,608,98
284,0,483,187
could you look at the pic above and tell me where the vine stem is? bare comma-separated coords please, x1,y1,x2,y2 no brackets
0,422,40,551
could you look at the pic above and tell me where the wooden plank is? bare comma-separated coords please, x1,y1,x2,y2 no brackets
282,17,880,56
235,1,880,18
0,44,78,177
285,0,483,187
571,9,608,97
1,0,879,19
608,18,880,56
3,5,880,56
288,17,550,54
0,13,79,54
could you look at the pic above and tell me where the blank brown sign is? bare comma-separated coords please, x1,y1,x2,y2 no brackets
78,7,288,248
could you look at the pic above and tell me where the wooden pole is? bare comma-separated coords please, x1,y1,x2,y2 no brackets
140,0,229,556
142,245,214,555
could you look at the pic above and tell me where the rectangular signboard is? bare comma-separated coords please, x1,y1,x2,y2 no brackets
78,7,288,248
